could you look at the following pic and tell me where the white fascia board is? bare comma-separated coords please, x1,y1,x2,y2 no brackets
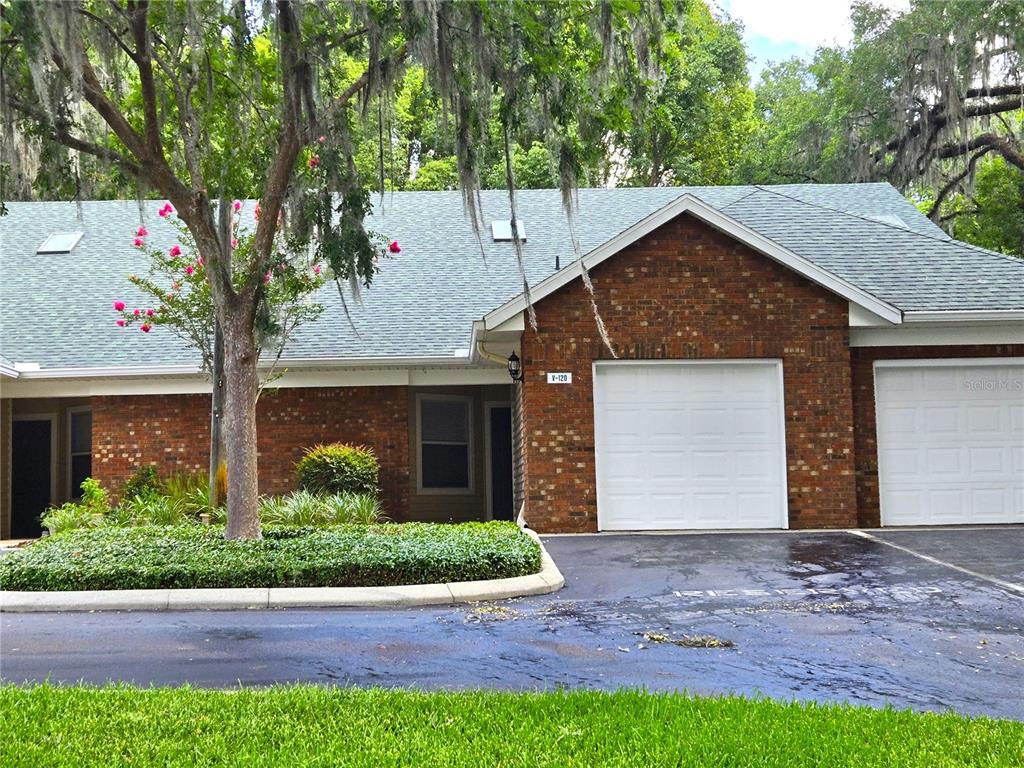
10,354,475,381
902,310,1024,324
0,364,509,399
850,321,1024,348
483,193,904,328
0,364,18,379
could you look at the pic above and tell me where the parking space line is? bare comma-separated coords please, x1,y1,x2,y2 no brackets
848,530,1024,597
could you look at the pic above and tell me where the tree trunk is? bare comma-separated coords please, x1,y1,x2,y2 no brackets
208,320,225,509
221,318,262,540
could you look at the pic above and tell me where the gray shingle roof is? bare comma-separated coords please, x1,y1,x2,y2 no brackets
1,183,1021,371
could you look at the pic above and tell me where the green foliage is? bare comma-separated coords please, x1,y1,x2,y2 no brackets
0,522,541,591
406,156,460,191
259,491,384,527
121,466,160,502
295,443,380,496
162,473,214,516
0,686,1021,768
110,489,192,527
39,478,110,536
942,158,1024,256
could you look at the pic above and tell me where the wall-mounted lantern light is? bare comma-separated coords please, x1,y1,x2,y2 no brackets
507,351,523,382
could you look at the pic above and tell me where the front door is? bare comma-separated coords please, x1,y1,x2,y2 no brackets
488,405,514,520
11,418,53,538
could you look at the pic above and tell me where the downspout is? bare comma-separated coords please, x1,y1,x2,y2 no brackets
475,340,510,366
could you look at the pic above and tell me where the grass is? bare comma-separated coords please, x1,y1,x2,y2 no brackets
0,685,1020,767
0,521,540,591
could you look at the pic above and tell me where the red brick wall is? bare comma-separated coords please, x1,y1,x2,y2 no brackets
520,212,858,533
850,344,1024,527
91,386,411,517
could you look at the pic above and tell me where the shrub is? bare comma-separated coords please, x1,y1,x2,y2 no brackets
259,491,384,526
121,466,160,502
163,473,213,516
296,443,379,496
39,477,110,535
0,522,542,591
114,489,192,526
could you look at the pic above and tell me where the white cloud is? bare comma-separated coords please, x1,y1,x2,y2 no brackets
722,0,909,48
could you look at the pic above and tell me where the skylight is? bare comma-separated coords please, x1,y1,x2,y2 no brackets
37,231,84,254
491,220,527,242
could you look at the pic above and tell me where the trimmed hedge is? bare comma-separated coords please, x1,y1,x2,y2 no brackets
0,522,540,591
296,443,379,496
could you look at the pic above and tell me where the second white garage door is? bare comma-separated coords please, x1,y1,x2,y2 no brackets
593,361,788,531
875,360,1024,526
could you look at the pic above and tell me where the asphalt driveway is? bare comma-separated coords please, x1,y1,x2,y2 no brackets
1,527,1022,719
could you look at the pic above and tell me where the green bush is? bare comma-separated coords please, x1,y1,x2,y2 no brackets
112,489,192,526
162,473,213,516
296,443,379,496
121,466,160,502
259,491,384,526
0,522,541,591
39,478,110,535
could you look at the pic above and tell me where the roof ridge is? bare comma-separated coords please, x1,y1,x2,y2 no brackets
752,185,1024,272
750,184,955,242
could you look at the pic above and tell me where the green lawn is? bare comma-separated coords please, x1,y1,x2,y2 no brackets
0,522,540,591
0,686,1020,767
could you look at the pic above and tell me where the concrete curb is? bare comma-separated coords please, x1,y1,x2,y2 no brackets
0,529,563,613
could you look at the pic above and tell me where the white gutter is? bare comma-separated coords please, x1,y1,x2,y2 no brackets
9,353,478,380
0,363,18,379
902,310,1024,324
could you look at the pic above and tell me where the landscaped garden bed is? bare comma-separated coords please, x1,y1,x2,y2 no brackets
0,685,1019,767
0,522,541,591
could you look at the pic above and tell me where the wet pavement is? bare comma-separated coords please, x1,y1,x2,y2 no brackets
1,528,1022,720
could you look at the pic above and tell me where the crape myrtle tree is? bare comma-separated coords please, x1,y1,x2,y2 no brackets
1,0,686,538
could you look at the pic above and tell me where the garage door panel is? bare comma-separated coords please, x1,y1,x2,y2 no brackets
876,361,1024,526
595,361,787,531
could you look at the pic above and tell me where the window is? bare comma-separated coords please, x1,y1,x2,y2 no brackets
68,408,92,499
37,232,84,254
418,396,472,491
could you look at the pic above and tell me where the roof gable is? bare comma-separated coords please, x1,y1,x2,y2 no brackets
483,193,904,329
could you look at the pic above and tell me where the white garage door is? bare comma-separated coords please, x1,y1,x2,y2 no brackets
593,361,788,531
875,360,1024,526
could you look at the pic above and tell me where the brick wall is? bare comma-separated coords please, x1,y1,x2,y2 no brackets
520,212,858,533
91,386,411,517
850,344,1024,527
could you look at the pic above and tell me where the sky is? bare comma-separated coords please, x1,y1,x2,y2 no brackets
716,0,910,81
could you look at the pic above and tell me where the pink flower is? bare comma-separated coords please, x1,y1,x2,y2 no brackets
263,270,272,284
172,282,181,291
233,199,242,212
136,226,148,237
133,237,145,248
158,202,174,218
254,203,262,220
318,135,326,144
307,154,320,169
166,293,174,300
196,256,204,267
140,324,151,333
146,308,155,317
133,308,141,316
185,265,194,276
231,238,239,250
113,300,126,311
169,245,182,258
278,263,287,273
313,264,322,276
115,319,126,328
389,240,401,254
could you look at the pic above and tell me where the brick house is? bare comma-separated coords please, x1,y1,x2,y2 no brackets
1,185,1021,537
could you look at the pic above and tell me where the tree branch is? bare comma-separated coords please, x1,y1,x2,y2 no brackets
75,7,138,63
926,146,992,221
127,1,164,160
934,133,1024,170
